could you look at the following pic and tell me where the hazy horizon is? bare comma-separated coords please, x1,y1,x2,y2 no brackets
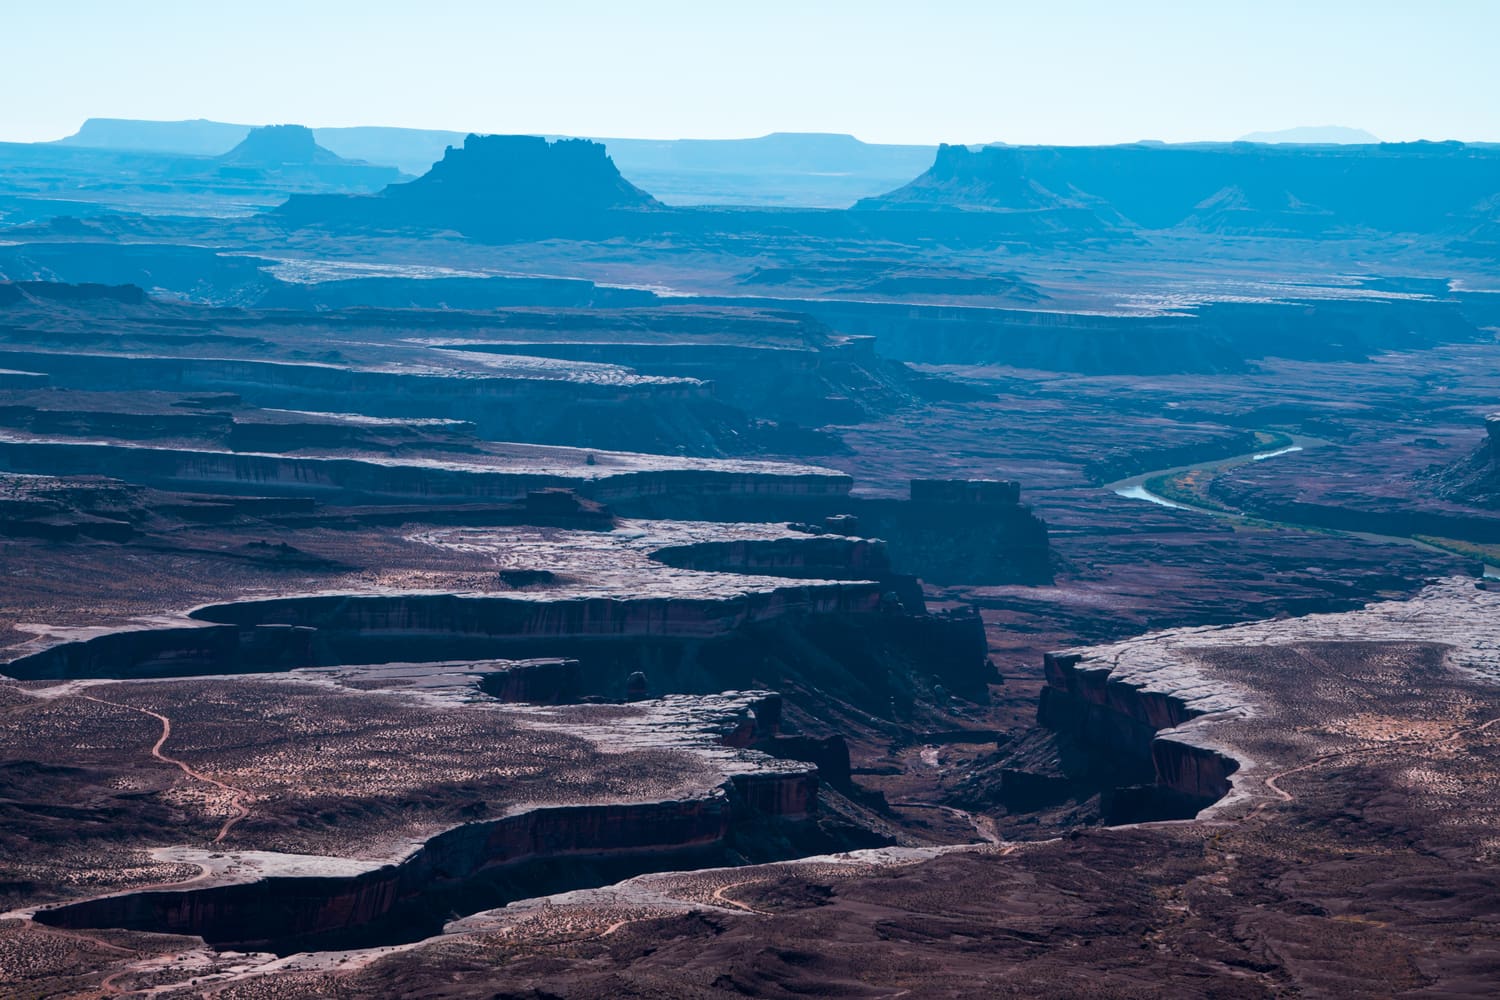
35,120,1417,149
5,1,1498,147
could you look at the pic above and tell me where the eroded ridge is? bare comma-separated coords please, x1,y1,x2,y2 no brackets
1035,577,1500,821
23,580,1500,997
0,516,990,960
12,662,830,954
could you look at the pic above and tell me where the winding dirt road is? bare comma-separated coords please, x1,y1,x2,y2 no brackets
81,695,251,844
709,878,768,915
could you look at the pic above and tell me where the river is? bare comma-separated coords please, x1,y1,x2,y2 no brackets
1104,434,1500,578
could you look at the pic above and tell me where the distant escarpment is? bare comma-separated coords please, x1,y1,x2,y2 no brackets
278,134,663,239
856,141,1500,238
786,289,1486,373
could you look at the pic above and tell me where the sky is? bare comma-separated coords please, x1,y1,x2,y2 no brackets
3,0,1497,146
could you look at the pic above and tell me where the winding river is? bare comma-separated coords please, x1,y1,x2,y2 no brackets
1104,434,1500,578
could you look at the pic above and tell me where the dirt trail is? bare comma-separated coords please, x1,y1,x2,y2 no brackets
1242,711,1500,821
710,879,768,914
19,922,141,997
81,695,251,844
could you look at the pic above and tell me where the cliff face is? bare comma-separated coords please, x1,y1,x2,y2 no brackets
611,478,1052,586
787,287,1484,374
1429,413,1500,510
2,565,994,719
34,777,815,953
1035,650,1239,822
0,347,715,436
0,280,146,307
649,535,892,579
0,437,854,508
856,141,1500,238
190,587,884,642
20,670,837,955
849,483,1051,585
0,622,314,680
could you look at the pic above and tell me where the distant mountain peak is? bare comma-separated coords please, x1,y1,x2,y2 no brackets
1238,126,1380,145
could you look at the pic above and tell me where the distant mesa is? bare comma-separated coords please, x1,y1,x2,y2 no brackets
849,143,1130,238
391,134,661,213
55,117,254,156
264,130,1500,246
857,139,1500,237
274,134,1111,247
209,124,405,189
217,124,353,168
855,143,1121,220
861,144,1079,212
602,131,934,176
1237,126,1381,144
49,119,937,207
55,117,461,174
277,134,664,238
47,118,405,192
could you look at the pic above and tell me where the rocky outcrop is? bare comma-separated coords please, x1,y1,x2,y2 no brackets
0,470,324,542
0,285,969,454
54,119,938,205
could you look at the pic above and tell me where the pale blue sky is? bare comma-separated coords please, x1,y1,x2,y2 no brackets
4,1,1496,145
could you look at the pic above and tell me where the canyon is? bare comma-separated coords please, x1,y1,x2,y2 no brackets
1,122,1498,998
